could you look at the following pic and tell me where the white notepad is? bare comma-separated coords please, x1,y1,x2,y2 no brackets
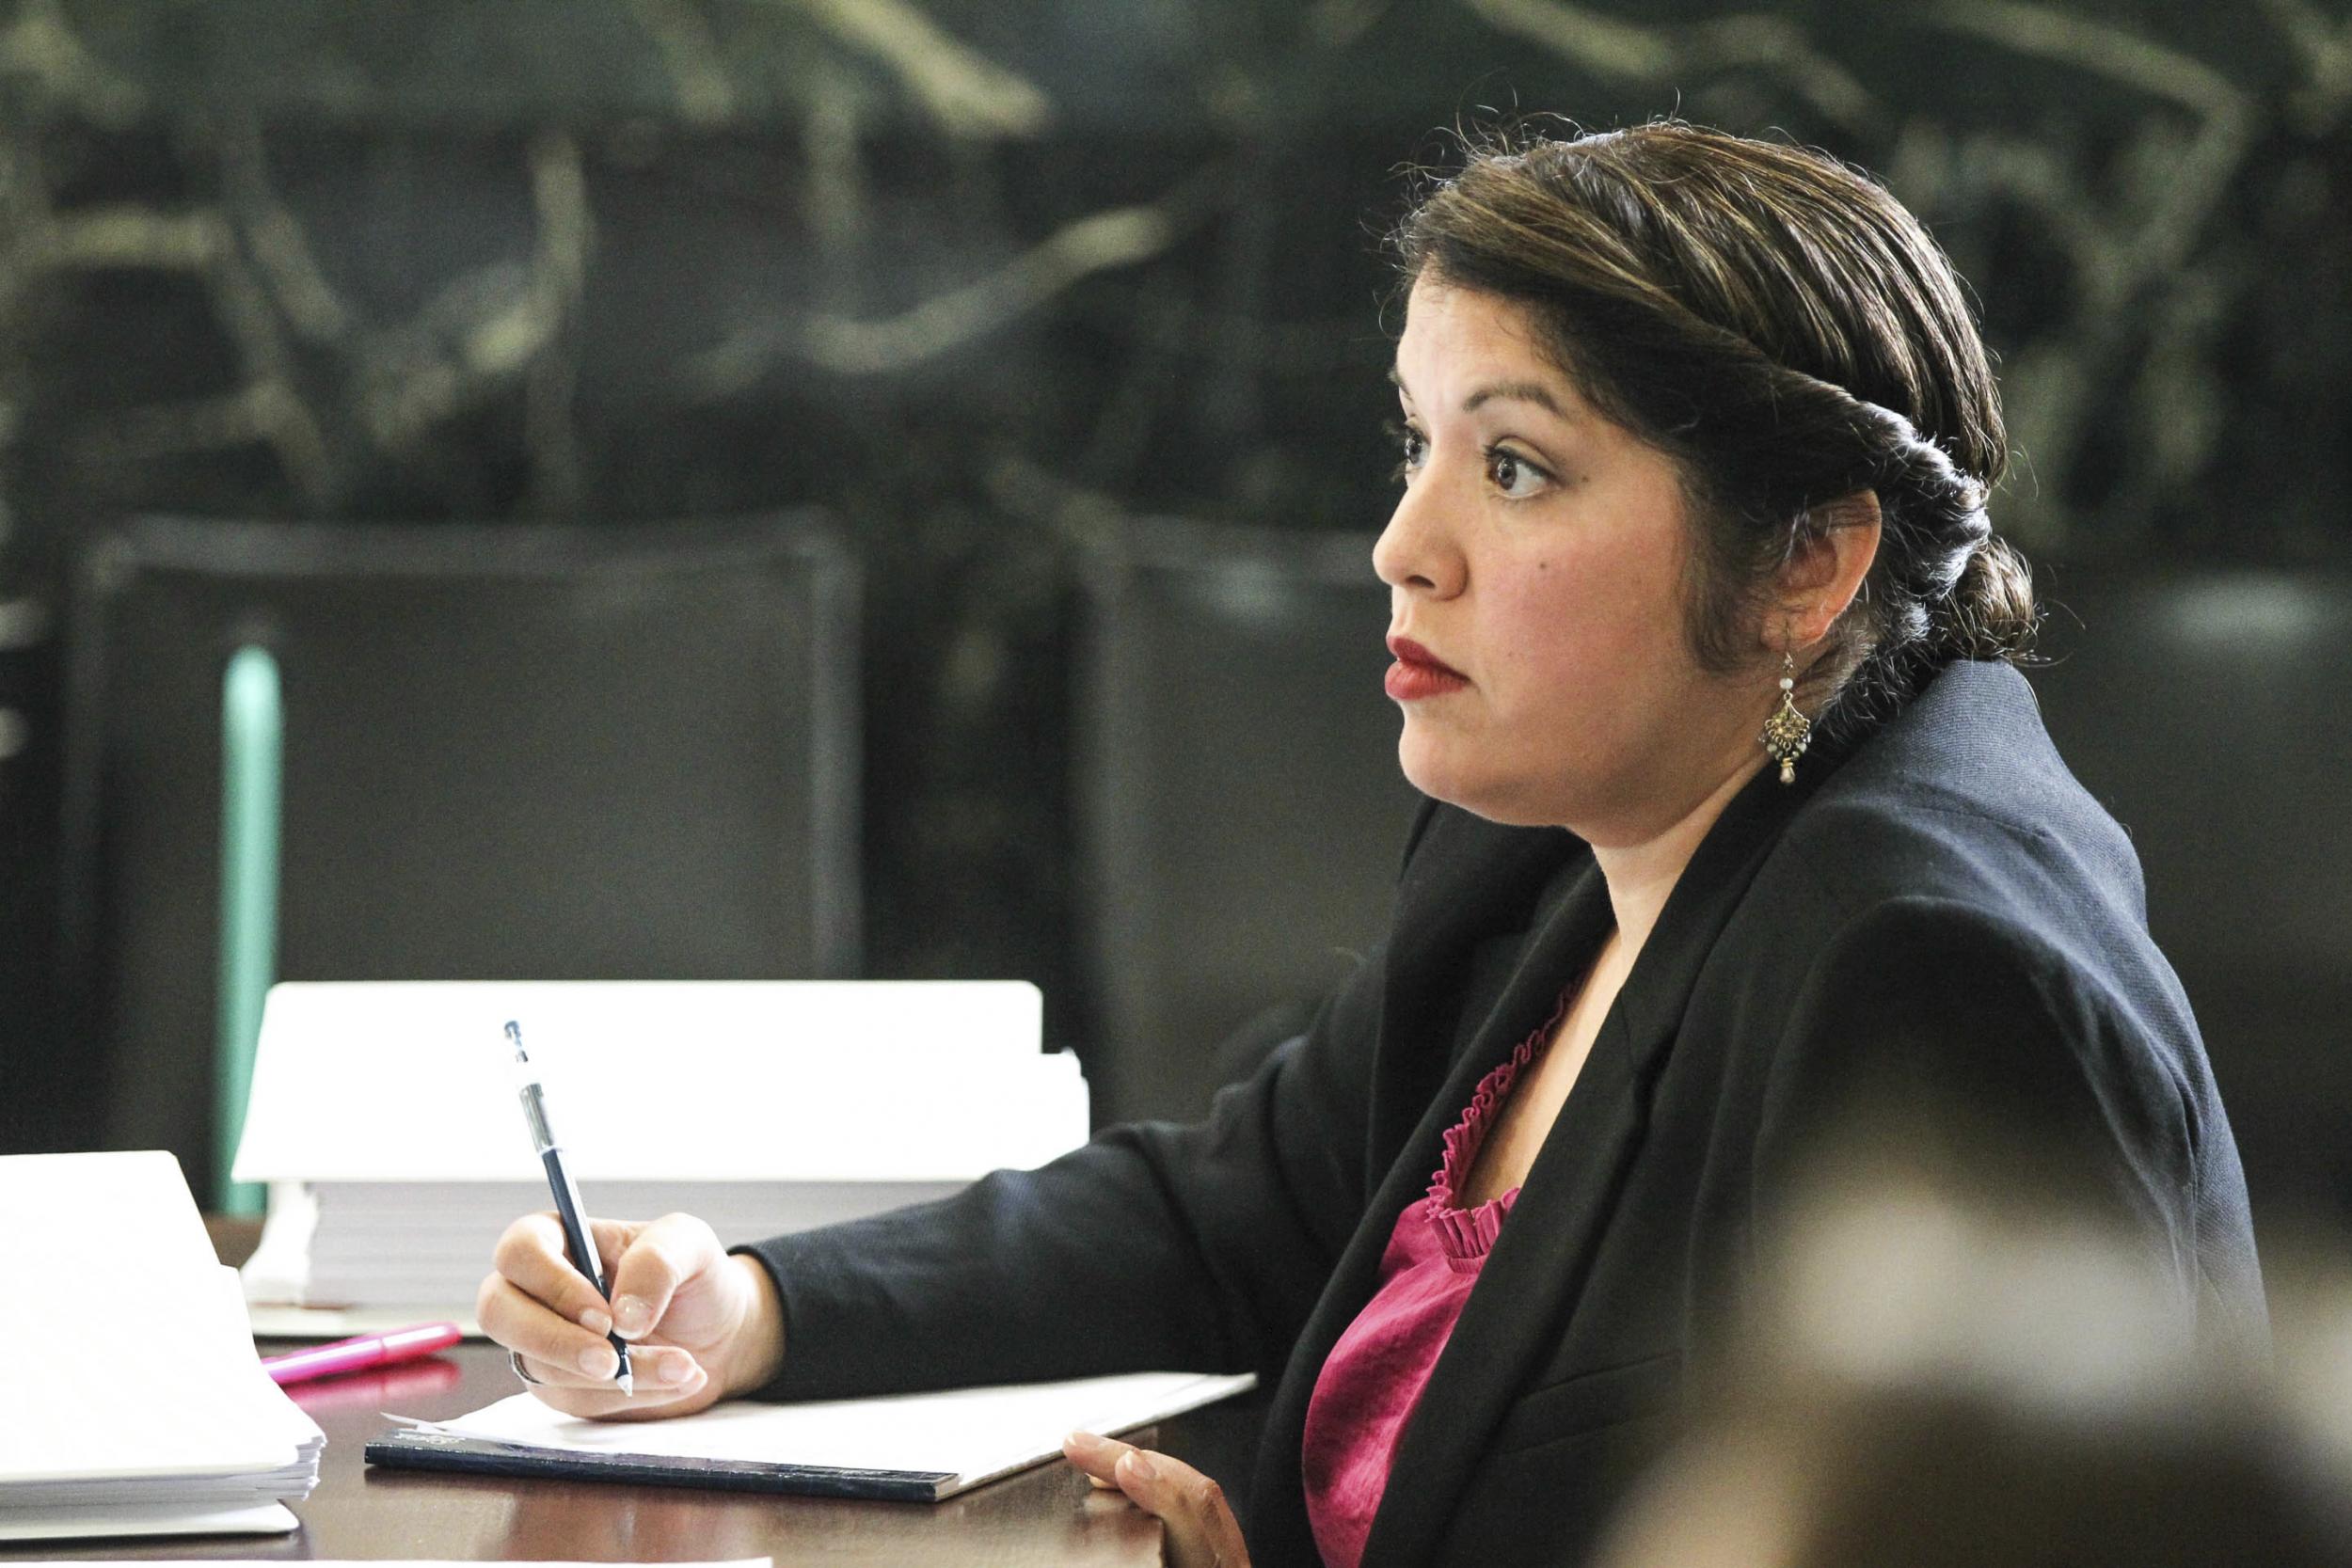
375,1370,1256,1501
0,1151,325,1541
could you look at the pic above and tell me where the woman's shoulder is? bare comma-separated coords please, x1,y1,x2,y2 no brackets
1738,671,2211,1106
1777,659,2150,940
1717,662,2211,1101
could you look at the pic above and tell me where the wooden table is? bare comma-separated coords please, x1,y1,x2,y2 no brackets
5,1341,1267,1566
4,1221,1264,1563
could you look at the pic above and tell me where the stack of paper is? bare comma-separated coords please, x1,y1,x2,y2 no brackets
0,1151,324,1540
298,1180,954,1308
233,981,1089,1326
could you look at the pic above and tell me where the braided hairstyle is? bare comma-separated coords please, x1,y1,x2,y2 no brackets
1394,121,2034,742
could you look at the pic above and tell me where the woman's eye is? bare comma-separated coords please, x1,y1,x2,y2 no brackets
1486,446,1550,499
1390,423,1428,483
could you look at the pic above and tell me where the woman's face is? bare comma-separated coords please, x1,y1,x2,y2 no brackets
1374,278,1765,841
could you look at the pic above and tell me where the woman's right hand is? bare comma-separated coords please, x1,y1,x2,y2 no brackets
477,1212,786,1421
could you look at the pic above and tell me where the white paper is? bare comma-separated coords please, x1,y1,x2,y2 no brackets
0,1500,298,1541
246,1303,484,1338
3,1560,763,1567
0,1152,323,1542
233,980,1076,1183
0,1157,318,1484
0,1264,318,1487
400,1371,1255,1498
232,982,1089,1318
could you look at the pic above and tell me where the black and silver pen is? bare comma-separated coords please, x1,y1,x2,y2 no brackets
507,1020,632,1394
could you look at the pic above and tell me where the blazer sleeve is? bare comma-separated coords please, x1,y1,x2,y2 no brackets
1752,895,2201,1296
734,936,1391,1402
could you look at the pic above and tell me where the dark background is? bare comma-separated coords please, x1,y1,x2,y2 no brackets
3,2,2347,1223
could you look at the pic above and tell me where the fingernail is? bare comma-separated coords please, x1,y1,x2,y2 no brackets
579,1345,614,1376
579,1307,612,1336
659,1353,693,1385
613,1297,651,1337
1119,1449,1156,1482
1065,1430,1102,1454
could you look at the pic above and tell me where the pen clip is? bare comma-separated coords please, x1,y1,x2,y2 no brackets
508,1022,557,1152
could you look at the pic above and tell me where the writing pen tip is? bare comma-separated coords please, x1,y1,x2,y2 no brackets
615,1372,635,1396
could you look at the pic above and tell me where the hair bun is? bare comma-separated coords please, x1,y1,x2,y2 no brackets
1935,535,2038,662
1879,424,1993,598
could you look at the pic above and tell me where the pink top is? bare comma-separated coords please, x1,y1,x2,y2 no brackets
1299,995,1565,1568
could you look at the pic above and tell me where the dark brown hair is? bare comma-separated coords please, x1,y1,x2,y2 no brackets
1394,120,2035,739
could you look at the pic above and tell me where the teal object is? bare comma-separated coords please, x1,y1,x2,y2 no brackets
215,644,282,1215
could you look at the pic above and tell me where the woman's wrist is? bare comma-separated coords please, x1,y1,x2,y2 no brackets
720,1251,788,1398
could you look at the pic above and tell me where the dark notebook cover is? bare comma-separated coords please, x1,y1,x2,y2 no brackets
366,1370,1256,1504
364,1427,955,1502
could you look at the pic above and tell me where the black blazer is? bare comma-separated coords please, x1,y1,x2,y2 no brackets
743,660,2265,1565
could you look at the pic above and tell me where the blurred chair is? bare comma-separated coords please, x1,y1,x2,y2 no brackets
57,515,860,1199
2026,563,2352,1243
1073,518,1421,1129
1,592,62,1154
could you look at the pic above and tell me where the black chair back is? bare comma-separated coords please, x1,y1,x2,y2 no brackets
1074,519,1421,1128
1,594,60,1154
2028,562,2352,1238
58,515,860,1194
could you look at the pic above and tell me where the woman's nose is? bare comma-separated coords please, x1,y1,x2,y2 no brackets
1373,477,1462,597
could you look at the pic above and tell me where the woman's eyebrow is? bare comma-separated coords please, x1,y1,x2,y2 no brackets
1385,366,1568,420
1387,368,1571,422
1460,380,1566,417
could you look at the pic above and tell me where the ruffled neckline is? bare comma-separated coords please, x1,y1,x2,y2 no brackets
1420,989,1571,1263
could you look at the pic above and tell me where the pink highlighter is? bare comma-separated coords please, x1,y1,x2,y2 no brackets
262,1322,464,1386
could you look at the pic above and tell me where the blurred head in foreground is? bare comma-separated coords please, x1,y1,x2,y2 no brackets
1595,1173,2352,1568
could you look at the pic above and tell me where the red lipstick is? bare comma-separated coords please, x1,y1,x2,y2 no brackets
1386,636,1469,701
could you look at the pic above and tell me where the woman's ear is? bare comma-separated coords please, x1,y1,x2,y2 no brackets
1776,491,1883,649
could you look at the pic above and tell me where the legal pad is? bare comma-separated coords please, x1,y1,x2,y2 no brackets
370,1371,1256,1501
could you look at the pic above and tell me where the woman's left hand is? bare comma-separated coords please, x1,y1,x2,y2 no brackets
1062,1430,1250,1568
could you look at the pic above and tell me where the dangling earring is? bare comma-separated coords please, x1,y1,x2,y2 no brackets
1761,652,1811,785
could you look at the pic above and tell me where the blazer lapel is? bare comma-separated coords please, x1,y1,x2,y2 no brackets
1362,808,1587,1175
1614,757,1836,1081
1245,816,1598,1565
1359,1001,1645,1566
1360,763,1829,1565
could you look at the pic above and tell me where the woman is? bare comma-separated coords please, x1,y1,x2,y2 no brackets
481,121,2265,1567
